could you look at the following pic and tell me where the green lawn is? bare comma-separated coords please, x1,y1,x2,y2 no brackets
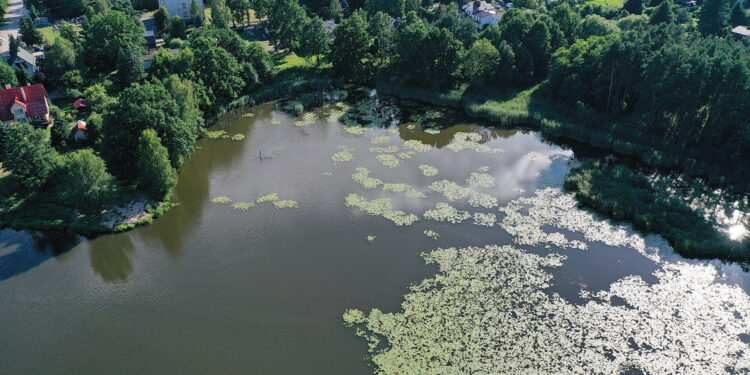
587,0,624,7
38,24,82,44
275,53,311,70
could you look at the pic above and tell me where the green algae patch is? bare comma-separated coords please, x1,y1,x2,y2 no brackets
447,132,504,154
472,212,496,227
523,151,546,161
230,134,246,141
211,196,232,204
352,167,383,189
423,229,439,240
241,113,255,118
295,112,318,127
345,243,750,374
256,193,280,203
206,130,229,139
271,119,282,125
366,235,376,243
370,146,400,153
402,140,432,152
466,171,496,188
423,202,471,224
383,183,426,198
370,135,392,144
272,200,299,208
342,125,368,136
332,146,355,164
429,180,498,209
231,201,255,211
345,193,419,226
376,154,401,168
418,164,439,177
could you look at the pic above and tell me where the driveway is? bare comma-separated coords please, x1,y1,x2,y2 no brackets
0,0,28,55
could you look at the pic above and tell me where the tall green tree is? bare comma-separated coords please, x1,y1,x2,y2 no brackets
43,37,77,79
3,124,59,190
331,10,373,82
155,6,170,30
730,1,747,26
268,0,309,49
462,39,500,83
369,11,396,64
329,0,344,22
191,0,205,25
624,0,643,14
19,17,42,45
0,63,19,88
84,11,146,71
296,17,331,65
137,129,178,201
527,21,552,77
364,0,406,17
101,82,197,179
551,4,581,45
116,47,145,88
698,0,731,34
187,37,245,105
57,150,116,213
211,0,233,28
169,16,187,39
650,0,675,24
8,35,19,58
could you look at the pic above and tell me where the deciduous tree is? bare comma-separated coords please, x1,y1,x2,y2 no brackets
136,129,177,200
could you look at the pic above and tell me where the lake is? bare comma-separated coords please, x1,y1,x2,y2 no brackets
1,99,749,374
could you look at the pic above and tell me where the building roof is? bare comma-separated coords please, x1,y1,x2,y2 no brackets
75,120,87,131
732,26,750,37
7,48,36,67
74,98,88,109
0,84,49,121
475,10,498,18
323,20,336,33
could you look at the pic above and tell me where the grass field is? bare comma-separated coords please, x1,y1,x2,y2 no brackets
38,24,82,44
587,0,624,7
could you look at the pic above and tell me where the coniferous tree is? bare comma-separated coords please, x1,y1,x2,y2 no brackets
650,0,675,24
19,17,42,45
730,1,747,26
699,0,731,34
624,0,643,14
329,0,344,22
8,35,19,58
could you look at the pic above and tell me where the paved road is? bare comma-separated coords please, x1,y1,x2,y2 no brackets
0,0,28,55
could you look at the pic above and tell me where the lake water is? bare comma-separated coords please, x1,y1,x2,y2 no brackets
1,101,749,374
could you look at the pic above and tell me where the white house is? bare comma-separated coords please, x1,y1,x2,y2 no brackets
5,48,39,78
461,1,503,29
158,0,203,19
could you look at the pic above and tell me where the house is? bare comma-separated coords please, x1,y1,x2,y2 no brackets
323,20,336,35
144,30,157,48
460,0,503,29
6,48,40,78
0,84,52,126
731,26,750,39
74,98,89,112
158,0,204,19
71,120,88,142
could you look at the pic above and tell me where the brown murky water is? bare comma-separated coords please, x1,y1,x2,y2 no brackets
1,102,748,374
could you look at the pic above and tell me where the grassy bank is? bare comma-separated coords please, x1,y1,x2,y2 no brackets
377,80,750,193
564,160,749,260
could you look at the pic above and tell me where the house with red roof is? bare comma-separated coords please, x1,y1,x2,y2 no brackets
0,84,52,126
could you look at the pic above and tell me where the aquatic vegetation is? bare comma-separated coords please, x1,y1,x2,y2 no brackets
352,167,383,189
406,124,416,130
342,126,368,136
498,188,645,252
340,97,400,128
424,128,441,135
206,130,229,139
423,230,439,240
322,172,333,176
418,165,439,177
271,119,281,125
345,244,750,375
332,146,355,163
387,128,400,135
447,132,504,154
402,140,432,153
272,200,299,208
423,203,471,224
366,235,376,243
256,193,280,203
370,146,400,153
345,194,419,226
523,151,546,161
376,154,402,168
383,183,426,198
466,171,496,188
230,134,246,141
295,112,318,127
241,113,255,118
512,187,526,193
231,201,255,211
211,196,232,204
397,151,415,160
370,136,392,144
429,180,498,209
472,212,496,227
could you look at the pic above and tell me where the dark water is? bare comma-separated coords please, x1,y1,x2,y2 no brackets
1,102,748,374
